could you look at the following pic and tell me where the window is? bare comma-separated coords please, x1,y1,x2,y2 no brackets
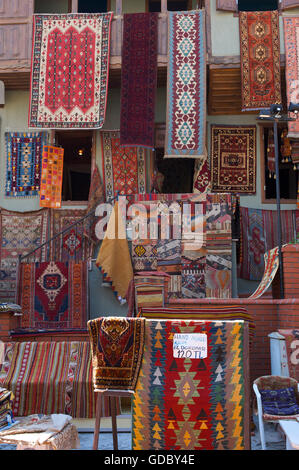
77,0,109,12
153,148,195,193
237,0,278,11
147,0,193,12
34,0,70,13
55,131,94,202
261,125,298,203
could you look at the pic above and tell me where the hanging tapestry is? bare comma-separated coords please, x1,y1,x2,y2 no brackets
50,209,90,261
249,246,279,298
210,125,256,193
120,13,158,148
132,319,250,450
18,260,88,330
0,209,49,302
29,13,113,129
83,165,104,247
132,239,158,272
277,329,299,381
101,131,146,201
40,145,64,209
280,128,292,163
239,207,296,280
164,10,206,159
87,317,145,390
193,157,211,193
239,10,281,111
283,16,299,138
5,132,48,197
0,341,99,418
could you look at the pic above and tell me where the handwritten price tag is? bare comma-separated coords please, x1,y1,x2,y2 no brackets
173,333,207,359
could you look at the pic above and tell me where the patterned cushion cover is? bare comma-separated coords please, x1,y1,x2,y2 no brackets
260,387,299,416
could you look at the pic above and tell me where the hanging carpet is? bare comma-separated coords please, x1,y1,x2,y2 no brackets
283,16,299,139
0,209,49,302
40,145,64,209
277,329,299,381
239,10,281,111
101,131,146,201
120,13,158,148
17,260,88,330
249,246,279,298
164,10,206,159
5,132,48,198
210,125,256,193
29,13,113,129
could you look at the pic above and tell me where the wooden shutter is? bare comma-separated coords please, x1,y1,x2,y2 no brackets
216,0,237,11
281,0,299,9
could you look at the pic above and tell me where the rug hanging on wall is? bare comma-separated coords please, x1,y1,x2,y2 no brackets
210,125,256,193
29,13,113,129
239,10,281,111
0,209,49,302
5,132,48,197
101,131,146,200
132,318,250,450
283,16,299,139
18,260,88,330
120,13,158,148
40,145,64,209
164,10,206,159
50,208,90,262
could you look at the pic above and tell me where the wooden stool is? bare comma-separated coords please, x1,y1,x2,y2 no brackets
93,389,134,450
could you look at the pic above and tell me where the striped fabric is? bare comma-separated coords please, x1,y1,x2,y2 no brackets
138,305,255,341
0,341,104,418
134,275,169,313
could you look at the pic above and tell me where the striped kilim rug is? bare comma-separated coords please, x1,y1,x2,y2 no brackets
132,318,250,450
0,341,99,418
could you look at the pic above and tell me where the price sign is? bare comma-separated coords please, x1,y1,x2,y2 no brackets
173,333,207,359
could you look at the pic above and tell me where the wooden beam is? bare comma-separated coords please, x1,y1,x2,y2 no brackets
71,0,78,12
161,0,167,12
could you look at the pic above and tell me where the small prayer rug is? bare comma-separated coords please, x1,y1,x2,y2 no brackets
50,208,90,262
120,13,158,148
283,16,299,138
18,260,88,330
239,10,281,110
87,317,145,390
5,132,48,197
40,145,64,209
164,10,206,158
29,13,113,129
101,130,146,200
0,209,49,302
210,125,256,193
132,319,250,450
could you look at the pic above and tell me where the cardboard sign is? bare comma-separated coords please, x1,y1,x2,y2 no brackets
173,333,208,359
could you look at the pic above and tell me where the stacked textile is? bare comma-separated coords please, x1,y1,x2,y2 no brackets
0,388,14,430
